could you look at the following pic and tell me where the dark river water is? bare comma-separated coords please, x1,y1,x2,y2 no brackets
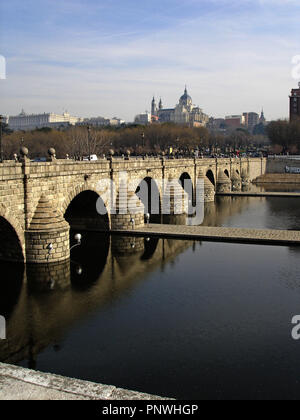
1,195,300,400
204,196,300,230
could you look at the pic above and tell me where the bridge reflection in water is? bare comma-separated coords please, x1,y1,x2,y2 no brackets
3,193,300,400
0,232,192,367
0,194,294,367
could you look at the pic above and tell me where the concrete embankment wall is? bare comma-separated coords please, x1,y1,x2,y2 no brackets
253,157,300,182
254,173,300,183
266,157,300,173
248,158,267,180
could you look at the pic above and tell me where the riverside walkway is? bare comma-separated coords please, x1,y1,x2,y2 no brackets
0,363,168,400
114,224,300,246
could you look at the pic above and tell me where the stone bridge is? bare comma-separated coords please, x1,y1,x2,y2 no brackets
0,152,266,264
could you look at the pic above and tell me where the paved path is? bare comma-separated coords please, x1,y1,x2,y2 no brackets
0,363,168,400
217,192,300,198
113,224,300,246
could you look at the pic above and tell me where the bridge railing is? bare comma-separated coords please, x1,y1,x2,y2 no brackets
0,155,264,169
269,155,300,160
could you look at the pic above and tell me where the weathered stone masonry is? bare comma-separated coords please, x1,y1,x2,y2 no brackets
0,155,266,264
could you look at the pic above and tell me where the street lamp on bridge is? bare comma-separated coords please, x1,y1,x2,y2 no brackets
87,125,91,161
141,132,145,149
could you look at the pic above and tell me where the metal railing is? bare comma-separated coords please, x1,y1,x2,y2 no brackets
270,155,300,160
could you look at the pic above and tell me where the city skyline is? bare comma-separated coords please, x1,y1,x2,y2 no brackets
1,0,300,121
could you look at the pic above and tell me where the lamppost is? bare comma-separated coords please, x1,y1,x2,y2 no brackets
130,217,135,230
87,125,91,161
176,137,180,158
70,233,82,251
0,115,3,162
141,132,145,150
145,213,150,226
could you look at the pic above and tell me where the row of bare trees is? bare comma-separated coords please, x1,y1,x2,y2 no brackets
1,123,269,160
267,119,300,154
2,127,115,159
67,128,113,159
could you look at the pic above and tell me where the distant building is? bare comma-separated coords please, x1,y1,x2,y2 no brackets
134,112,152,125
290,84,300,121
243,112,259,131
209,108,267,134
259,109,266,124
77,116,125,127
8,110,83,131
157,108,174,123
1,115,9,125
242,113,249,127
151,97,158,116
150,87,209,127
225,115,245,128
110,117,125,126
151,97,163,117
151,115,160,123
208,118,226,131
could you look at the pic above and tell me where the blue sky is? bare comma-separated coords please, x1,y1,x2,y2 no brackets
1,0,300,121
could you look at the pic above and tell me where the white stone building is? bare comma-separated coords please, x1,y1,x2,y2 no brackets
134,112,152,125
8,110,83,131
151,87,209,127
76,116,125,127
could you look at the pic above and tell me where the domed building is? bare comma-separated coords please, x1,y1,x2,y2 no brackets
179,86,193,108
151,87,209,127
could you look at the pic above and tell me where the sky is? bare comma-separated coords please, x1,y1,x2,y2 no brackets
1,0,300,122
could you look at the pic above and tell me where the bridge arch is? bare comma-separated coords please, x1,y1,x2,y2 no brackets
135,177,161,220
0,216,25,263
61,185,107,215
0,204,25,262
179,172,193,202
206,170,215,187
64,189,110,232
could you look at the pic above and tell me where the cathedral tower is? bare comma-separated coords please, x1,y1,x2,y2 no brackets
151,97,157,116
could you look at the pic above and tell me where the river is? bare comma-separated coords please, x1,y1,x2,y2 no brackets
1,195,300,399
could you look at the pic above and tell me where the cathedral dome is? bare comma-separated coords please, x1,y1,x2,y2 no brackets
179,87,192,106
